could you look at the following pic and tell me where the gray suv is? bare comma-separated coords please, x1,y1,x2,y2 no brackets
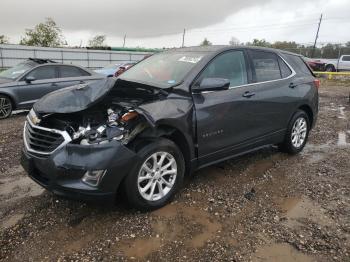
21,46,319,211
0,58,104,118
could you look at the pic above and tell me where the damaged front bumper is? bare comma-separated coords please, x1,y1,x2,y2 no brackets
21,138,139,202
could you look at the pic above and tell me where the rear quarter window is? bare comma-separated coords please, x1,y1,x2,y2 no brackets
283,54,312,76
278,57,292,78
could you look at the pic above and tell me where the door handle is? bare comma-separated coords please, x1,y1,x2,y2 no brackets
51,83,58,87
289,82,297,88
79,80,85,84
242,91,256,98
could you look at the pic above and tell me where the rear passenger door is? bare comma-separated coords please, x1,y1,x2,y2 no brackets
245,50,295,136
56,65,91,89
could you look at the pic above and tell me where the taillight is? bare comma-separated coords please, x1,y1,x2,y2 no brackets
313,79,320,89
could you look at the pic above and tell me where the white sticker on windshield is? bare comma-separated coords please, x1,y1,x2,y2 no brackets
12,70,26,75
178,56,202,64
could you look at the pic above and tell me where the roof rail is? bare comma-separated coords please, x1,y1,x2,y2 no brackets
28,58,58,64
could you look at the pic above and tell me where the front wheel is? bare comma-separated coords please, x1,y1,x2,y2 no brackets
325,65,335,72
122,138,185,211
0,95,12,119
280,110,310,154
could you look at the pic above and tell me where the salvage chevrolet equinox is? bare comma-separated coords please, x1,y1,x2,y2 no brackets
21,46,319,210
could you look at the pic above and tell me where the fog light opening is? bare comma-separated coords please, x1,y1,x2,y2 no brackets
82,170,107,187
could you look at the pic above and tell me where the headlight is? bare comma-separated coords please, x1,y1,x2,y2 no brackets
28,109,41,125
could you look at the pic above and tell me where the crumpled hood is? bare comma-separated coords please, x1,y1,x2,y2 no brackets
33,77,116,114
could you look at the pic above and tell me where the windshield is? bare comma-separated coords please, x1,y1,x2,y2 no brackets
120,51,206,88
0,61,36,79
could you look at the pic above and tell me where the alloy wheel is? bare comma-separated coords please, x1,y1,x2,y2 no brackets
0,97,12,119
291,117,307,148
137,151,177,202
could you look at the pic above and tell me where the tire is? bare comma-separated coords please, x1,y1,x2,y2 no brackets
122,138,185,211
0,95,13,119
280,110,310,155
325,65,335,72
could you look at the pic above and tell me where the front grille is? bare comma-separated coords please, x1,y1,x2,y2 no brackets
24,121,66,154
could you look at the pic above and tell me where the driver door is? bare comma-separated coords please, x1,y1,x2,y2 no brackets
15,65,59,108
192,50,261,165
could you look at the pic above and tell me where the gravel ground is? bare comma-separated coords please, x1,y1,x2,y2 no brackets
0,80,349,262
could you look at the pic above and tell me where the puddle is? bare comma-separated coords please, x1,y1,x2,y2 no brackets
153,204,221,248
306,152,326,164
118,204,222,259
1,213,24,230
196,166,233,184
245,157,276,178
119,237,162,259
2,165,25,176
0,175,44,198
279,197,333,227
338,106,347,119
337,132,348,146
252,243,314,262
184,206,221,248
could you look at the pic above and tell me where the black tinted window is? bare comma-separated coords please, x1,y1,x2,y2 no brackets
59,66,90,78
342,56,350,61
284,54,312,76
26,66,57,80
250,51,281,82
198,51,248,87
278,57,292,78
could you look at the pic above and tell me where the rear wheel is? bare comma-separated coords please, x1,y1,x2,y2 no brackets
122,138,185,211
0,95,12,119
280,110,310,154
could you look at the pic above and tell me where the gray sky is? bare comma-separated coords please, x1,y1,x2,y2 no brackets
0,0,349,48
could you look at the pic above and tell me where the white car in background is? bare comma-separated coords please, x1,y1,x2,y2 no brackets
322,55,350,72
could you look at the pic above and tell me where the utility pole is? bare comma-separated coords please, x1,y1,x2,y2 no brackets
182,29,186,47
123,34,126,48
311,14,323,58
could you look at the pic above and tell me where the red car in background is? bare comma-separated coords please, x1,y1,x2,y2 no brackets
115,62,136,77
303,57,326,72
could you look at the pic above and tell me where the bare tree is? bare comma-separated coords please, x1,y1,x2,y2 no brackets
0,35,9,44
200,38,212,46
88,35,107,47
229,37,240,46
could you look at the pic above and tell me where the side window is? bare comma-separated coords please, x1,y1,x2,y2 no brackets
25,66,57,80
59,66,90,78
250,51,281,82
197,51,248,87
278,57,292,78
342,56,350,61
284,54,312,76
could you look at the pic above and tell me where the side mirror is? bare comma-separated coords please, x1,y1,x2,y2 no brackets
194,78,230,93
25,76,36,83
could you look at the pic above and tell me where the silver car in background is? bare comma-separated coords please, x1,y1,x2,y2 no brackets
0,58,105,119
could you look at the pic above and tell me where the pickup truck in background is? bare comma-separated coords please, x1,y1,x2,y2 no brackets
322,55,350,72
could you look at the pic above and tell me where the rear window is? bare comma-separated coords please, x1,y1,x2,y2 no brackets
342,56,350,61
59,66,90,78
284,54,312,76
249,51,281,82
